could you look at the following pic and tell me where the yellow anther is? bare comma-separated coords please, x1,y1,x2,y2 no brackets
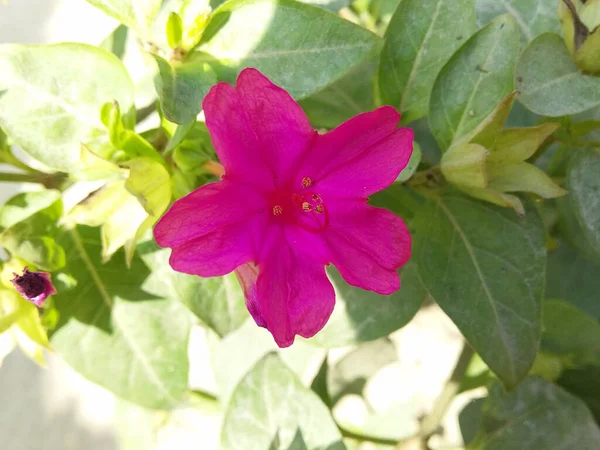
272,205,283,216
315,204,324,214
302,202,312,212
301,177,312,188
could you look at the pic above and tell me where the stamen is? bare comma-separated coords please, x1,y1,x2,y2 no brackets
315,204,324,214
272,205,283,216
312,194,320,202
302,202,312,212
301,177,312,188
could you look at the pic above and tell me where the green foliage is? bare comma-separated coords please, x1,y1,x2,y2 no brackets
2,1,600,448
221,353,345,450
413,194,545,388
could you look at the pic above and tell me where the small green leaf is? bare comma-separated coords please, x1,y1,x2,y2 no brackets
51,226,192,409
476,0,561,43
153,54,217,124
468,377,600,449
124,158,171,218
100,25,129,59
166,12,184,49
486,123,560,164
542,299,600,366
516,33,600,116
396,142,421,183
413,193,545,387
441,143,489,190
198,0,381,100
310,263,426,348
559,365,600,423
575,27,600,73
487,162,567,199
380,0,476,123
0,191,65,271
86,0,161,37
0,43,134,172
429,15,520,150
221,353,345,450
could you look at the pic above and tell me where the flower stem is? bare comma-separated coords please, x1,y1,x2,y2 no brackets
0,171,66,189
202,160,225,178
419,342,475,442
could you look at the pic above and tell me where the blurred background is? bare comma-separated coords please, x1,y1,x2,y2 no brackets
0,1,475,449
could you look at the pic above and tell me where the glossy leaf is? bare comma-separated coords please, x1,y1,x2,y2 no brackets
86,0,161,36
476,0,561,43
221,353,345,450
559,365,600,423
380,0,476,123
50,226,192,409
468,377,600,449
152,54,217,124
125,158,172,218
310,263,426,348
0,43,134,172
413,193,545,387
198,0,381,99
516,33,600,116
429,15,520,150
100,24,129,59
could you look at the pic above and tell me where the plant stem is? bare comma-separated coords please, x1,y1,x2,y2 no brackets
420,342,475,442
337,424,403,446
0,171,66,189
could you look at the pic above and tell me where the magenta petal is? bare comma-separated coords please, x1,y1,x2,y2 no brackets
154,180,265,248
252,226,335,347
202,69,315,188
11,267,57,306
324,202,411,295
169,220,256,277
235,69,316,180
234,262,265,328
296,106,413,198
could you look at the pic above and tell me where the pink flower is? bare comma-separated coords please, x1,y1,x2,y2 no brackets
11,267,57,307
155,69,413,347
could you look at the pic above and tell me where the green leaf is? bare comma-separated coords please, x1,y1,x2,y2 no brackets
485,123,560,164
152,54,217,124
124,158,172,218
458,397,485,446
166,12,184,49
50,226,192,409
396,141,421,183
0,191,65,271
413,193,545,387
140,245,248,338
563,148,600,259
429,15,520,150
198,0,381,99
487,162,567,199
310,263,426,348
327,338,397,405
441,143,489,190
516,33,600,116
221,353,345,450
100,25,129,60
542,299,600,366
299,57,376,129
546,243,600,320
468,377,600,449
476,0,561,43
0,43,134,172
379,0,476,124
559,365,600,423
86,0,161,37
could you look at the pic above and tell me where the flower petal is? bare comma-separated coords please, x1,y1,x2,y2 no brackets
154,180,265,248
249,224,335,347
203,68,315,188
296,106,413,198
324,201,411,295
168,219,259,277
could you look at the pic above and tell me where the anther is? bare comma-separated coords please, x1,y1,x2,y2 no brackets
315,204,324,214
272,205,283,216
301,177,312,188
302,202,312,212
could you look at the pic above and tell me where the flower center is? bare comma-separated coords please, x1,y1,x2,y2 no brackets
269,176,329,232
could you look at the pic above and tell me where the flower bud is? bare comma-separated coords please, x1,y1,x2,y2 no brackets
11,267,57,307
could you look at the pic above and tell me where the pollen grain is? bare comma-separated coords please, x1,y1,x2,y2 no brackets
302,202,312,212
272,205,283,216
301,177,312,188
